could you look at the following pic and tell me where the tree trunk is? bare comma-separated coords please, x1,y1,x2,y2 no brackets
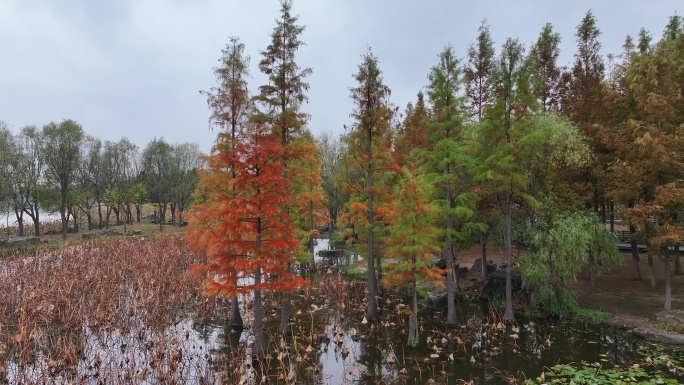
60,209,68,241
105,206,112,229
445,166,457,328
72,211,79,233
674,246,681,275
628,203,641,280
630,237,641,280
159,206,164,232
366,131,379,321
648,254,658,289
504,191,514,322
588,268,596,289
97,200,103,229
14,208,24,237
33,208,40,236
136,204,141,223
481,237,487,279
279,272,292,335
664,249,671,311
408,261,418,347
253,222,264,356
252,267,264,357
229,295,243,331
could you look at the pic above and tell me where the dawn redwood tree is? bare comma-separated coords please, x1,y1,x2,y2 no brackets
255,0,313,334
383,168,441,347
199,35,253,329
565,11,608,215
42,120,84,240
186,122,306,356
344,49,397,322
423,45,478,327
394,92,431,167
287,134,327,268
464,19,496,121
478,38,536,322
529,23,562,112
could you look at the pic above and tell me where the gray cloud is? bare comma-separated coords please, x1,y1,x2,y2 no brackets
0,0,680,153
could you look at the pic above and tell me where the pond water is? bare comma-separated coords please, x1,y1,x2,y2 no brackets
2,238,683,384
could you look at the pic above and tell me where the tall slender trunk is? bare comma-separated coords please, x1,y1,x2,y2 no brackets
504,190,514,322
627,201,640,278
253,220,264,356
480,236,488,279
648,254,658,289
33,207,40,236
253,267,264,356
630,222,641,280
674,246,681,275
97,200,103,229
229,294,243,331
408,256,418,346
72,211,79,233
60,209,68,241
366,127,379,321
14,208,24,237
664,249,671,311
445,165,457,327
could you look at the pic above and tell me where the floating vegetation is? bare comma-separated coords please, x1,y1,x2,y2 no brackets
0,235,681,384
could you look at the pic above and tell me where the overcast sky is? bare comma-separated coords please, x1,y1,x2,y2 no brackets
0,1,680,154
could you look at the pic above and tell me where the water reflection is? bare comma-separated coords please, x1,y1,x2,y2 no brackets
3,238,683,384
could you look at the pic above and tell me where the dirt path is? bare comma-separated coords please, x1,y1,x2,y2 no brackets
455,244,684,344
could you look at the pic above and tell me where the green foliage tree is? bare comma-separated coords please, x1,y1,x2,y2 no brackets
522,211,621,317
464,19,496,121
0,122,17,235
422,45,477,327
316,130,346,231
42,120,84,240
383,168,441,346
478,37,536,322
13,126,45,235
529,23,562,112
141,138,174,231
343,49,397,322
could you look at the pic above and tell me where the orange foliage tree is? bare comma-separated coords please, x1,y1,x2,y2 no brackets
186,122,306,356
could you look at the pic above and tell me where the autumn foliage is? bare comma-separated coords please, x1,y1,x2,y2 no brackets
186,123,307,298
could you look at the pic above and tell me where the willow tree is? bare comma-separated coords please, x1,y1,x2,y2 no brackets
523,211,620,317
344,49,396,322
42,120,84,240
